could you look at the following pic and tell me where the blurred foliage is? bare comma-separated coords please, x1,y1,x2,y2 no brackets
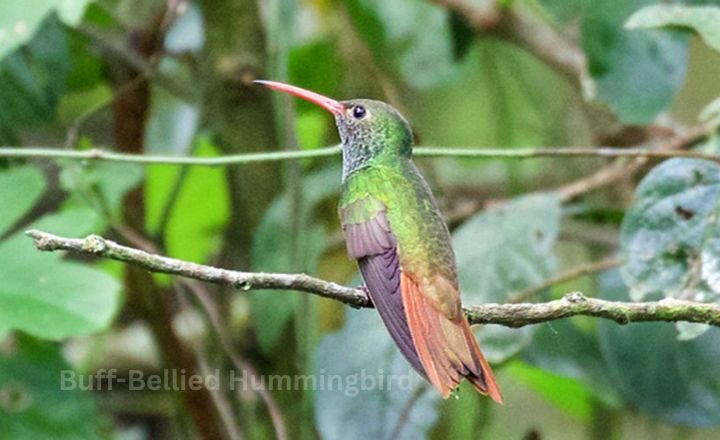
0,166,120,340
313,309,439,440
0,335,105,439
454,193,561,362
1,0,720,439
626,4,720,53
598,271,720,427
582,0,689,124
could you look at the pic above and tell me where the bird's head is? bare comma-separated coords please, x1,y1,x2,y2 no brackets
255,80,413,179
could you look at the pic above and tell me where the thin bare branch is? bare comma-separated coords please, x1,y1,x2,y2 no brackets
509,257,621,303
556,124,708,201
26,230,720,328
0,136,714,167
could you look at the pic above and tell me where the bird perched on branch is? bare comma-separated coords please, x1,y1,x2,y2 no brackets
255,80,502,402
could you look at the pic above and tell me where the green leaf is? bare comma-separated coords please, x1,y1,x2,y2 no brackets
453,193,561,362
347,0,455,88
0,1,90,60
582,0,689,123
522,318,620,408
314,309,440,440
597,270,720,427
0,336,103,439
251,167,340,353
620,159,720,304
0,13,71,142
0,165,44,236
146,138,229,263
626,5,720,53
288,40,344,115
507,361,594,421
0,208,119,340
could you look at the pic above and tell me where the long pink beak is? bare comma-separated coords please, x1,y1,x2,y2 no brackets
253,80,345,115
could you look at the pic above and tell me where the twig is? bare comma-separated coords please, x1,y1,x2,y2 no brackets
26,230,720,328
154,165,191,243
508,257,621,303
389,383,428,440
555,124,708,201
191,338,245,440
1,140,716,166
178,279,289,440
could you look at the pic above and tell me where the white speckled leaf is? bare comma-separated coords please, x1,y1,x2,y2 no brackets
620,158,720,338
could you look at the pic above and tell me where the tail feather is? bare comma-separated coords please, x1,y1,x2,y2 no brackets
401,272,503,402
461,320,504,403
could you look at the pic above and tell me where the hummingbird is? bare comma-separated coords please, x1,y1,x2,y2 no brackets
255,80,503,402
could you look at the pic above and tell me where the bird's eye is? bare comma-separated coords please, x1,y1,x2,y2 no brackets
351,105,367,119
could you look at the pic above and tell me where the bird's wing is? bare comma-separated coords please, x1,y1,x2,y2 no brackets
340,196,426,376
340,195,502,402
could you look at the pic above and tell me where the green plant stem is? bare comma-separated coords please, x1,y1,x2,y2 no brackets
1,142,716,165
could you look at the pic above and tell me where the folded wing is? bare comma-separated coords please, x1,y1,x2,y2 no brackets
340,196,502,402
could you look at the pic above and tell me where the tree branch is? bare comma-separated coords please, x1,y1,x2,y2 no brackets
26,230,720,329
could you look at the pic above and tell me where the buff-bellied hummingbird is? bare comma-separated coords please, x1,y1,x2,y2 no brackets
255,80,503,402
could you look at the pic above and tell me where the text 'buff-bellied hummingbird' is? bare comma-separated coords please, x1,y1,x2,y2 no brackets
255,80,503,402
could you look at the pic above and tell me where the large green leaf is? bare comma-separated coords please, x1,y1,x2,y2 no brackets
521,317,620,416
145,138,229,263
597,270,720,427
582,0,689,123
507,361,595,421
251,167,340,353
620,159,720,302
0,165,44,236
346,0,455,89
0,166,121,340
453,193,561,362
0,1,90,60
0,208,119,340
314,309,440,440
0,336,103,439
626,5,720,53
